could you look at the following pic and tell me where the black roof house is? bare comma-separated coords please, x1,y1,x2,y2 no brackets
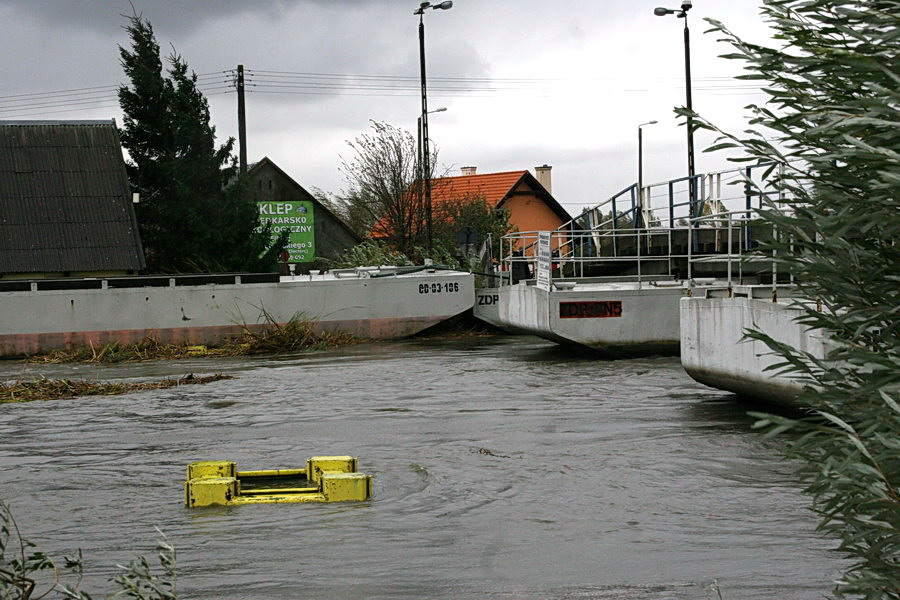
0,120,145,277
248,157,362,267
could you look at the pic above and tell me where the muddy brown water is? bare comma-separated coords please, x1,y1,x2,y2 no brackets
0,335,842,599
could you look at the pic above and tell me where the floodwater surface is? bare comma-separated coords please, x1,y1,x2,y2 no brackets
0,335,842,599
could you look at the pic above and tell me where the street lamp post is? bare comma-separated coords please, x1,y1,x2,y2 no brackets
637,120,658,228
414,0,452,257
417,107,447,234
654,1,695,210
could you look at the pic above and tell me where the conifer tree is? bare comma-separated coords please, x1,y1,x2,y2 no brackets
118,14,284,273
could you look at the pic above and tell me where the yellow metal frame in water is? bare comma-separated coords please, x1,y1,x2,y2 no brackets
184,456,372,507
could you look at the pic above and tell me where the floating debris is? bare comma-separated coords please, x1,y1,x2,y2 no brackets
26,314,358,364
1,374,233,404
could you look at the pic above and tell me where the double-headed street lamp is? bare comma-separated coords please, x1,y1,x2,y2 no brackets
654,1,695,207
414,0,452,257
418,107,447,228
637,120,658,228
418,107,447,174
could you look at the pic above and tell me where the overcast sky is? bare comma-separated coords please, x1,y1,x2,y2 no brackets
0,1,776,216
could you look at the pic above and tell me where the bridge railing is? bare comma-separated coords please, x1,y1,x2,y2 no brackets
499,221,763,287
566,162,783,234
498,163,787,286
687,209,793,291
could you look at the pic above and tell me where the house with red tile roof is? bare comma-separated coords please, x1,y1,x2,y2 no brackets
430,165,570,248
372,165,571,253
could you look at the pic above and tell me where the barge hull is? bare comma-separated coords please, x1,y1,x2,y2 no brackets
680,293,829,406
498,282,684,356
0,270,474,358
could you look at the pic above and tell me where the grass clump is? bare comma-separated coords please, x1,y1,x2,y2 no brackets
325,240,413,269
25,314,359,365
1,374,232,404
231,314,356,355
30,336,197,364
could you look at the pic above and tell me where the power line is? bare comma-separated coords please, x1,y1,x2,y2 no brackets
0,67,765,118
0,71,232,101
0,78,233,118
241,68,762,97
247,68,742,84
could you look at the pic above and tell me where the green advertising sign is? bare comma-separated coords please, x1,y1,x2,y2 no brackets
257,200,315,262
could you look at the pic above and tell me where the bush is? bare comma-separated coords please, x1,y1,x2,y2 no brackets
695,2,899,597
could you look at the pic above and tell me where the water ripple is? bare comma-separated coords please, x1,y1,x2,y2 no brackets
0,335,842,599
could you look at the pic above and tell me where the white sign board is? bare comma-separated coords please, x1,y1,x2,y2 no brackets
536,231,552,291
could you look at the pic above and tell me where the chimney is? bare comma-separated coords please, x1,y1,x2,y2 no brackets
535,164,552,193
460,166,477,176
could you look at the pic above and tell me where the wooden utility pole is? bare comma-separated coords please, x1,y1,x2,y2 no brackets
237,64,248,175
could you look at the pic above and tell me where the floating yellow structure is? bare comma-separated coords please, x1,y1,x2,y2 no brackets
184,456,372,507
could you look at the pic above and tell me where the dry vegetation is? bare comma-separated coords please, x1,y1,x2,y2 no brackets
1,373,233,404
26,314,358,364
3,316,357,404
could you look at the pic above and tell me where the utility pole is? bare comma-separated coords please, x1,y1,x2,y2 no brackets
414,1,452,257
237,64,248,176
682,14,695,190
418,15,433,256
655,1,696,212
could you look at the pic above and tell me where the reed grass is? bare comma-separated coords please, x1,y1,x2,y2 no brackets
232,312,357,355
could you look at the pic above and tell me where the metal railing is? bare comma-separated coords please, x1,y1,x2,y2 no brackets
688,209,793,294
566,162,781,234
498,163,787,287
500,222,761,287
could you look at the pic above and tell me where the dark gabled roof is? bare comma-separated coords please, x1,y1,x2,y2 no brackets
249,156,362,242
0,120,145,274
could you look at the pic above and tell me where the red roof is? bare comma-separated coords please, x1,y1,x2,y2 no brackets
429,170,528,208
371,169,570,239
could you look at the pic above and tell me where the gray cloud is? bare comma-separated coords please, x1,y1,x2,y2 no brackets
0,0,348,36
0,0,774,202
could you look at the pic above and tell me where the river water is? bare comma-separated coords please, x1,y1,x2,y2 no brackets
0,334,841,599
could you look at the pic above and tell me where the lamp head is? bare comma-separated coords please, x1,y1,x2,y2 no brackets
416,1,451,14
681,0,692,11
654,7,675,15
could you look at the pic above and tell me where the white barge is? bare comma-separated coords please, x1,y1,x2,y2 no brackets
477,165,779,357
497,277,687,356
484,223,746,356
680,284,828,406
0,266,474,358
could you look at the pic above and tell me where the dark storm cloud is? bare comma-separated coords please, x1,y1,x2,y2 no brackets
0,0,376,36
0,0,489,108
0,0,773,201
